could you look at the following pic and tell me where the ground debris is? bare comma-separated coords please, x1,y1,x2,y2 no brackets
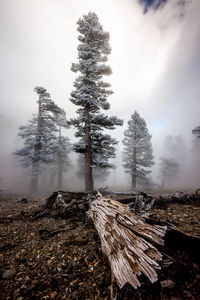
2,269,15,279
160,279,175,288
0,192,200,299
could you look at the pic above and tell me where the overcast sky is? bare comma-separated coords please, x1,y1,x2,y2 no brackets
0,0,200,189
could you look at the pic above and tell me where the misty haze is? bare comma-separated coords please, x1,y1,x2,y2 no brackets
1,1,200,299
0,0,200,193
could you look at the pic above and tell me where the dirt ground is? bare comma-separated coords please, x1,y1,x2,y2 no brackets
0,192,200,300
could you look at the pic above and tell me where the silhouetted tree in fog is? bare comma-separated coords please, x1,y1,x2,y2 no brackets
70,12,123,191
191,125,200,187
55,112,71,190
192,125,200,137
14,87,66,192
162,135,187,187
159,157,180,189
122,111,154,190
163,135,187,164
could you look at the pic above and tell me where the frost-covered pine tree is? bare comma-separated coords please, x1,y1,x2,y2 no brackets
70,12,123,191
122,111,154,190
14,87,64,192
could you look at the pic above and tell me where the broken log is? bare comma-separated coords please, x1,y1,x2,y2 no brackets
88,194,167,290
43,190,200,298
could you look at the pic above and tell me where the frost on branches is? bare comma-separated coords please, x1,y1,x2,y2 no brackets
14,87,70,192
70,12,123,191
122,111,154,190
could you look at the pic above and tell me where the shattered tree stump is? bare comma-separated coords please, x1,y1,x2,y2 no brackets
88,195,167,290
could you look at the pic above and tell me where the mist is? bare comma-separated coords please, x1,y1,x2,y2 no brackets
0,0,200,193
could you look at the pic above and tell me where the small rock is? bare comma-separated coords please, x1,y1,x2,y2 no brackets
160,279,175,288
13,289,20,299
20,198,28,203
50,292,57,299
2,269,15,279
183,290,193,298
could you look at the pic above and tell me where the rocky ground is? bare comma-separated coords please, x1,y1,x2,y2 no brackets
0,192,200,300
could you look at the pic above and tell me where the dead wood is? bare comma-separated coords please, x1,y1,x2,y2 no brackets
88,194,167,290
30,209,50,220
41,190,200,298
44,191,89,209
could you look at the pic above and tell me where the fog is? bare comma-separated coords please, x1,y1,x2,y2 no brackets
0,0,200,192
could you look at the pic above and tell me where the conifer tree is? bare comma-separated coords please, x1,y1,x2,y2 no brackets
122,111,154,190
70,12,123,191
163,135,187,164
192,125,200,137
14,87,65,192
191,125,200,186
159,157,179,189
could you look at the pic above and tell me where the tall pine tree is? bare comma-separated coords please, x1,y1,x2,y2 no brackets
70,12,123,191
122,111,154,190
14,87,65,192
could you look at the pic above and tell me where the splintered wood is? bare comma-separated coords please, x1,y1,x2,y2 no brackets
88,195,167,289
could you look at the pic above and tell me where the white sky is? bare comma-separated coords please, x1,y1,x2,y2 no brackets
0,0,200,189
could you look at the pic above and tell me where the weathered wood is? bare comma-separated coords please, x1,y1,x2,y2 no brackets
88,194,167,290
43,190,200,297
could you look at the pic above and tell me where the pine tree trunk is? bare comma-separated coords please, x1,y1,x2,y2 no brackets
132,147,137,190
31,92,42,193
132,174,136,190
57,126,63,190
161,176,165,189
30,175,38,193
49,169,56,190
57,158,63,190
85,106,94,192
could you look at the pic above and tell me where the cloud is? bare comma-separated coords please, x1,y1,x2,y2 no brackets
139,0,168,13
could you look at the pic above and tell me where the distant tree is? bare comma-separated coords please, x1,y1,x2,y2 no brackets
159,157,180,189
163,134,187,163
191,125,200,187
122,111,154,190
163,135,175,156
55,112,71,190
14,87,64,192
192,125,200,137
174,135,187,161
70,12,123,191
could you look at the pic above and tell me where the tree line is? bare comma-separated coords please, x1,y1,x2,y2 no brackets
14,12,200,192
